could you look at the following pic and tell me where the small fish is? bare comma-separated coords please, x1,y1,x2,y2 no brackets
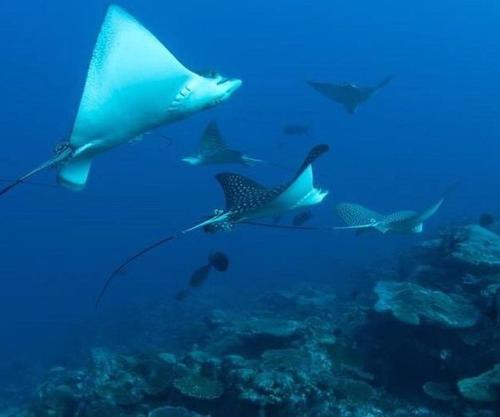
209,252,230,272
283,124,310,135
189,264,212,287
479,213,495,227
292,210,313,226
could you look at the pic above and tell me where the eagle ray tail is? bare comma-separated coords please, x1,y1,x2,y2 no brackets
0,149,71,197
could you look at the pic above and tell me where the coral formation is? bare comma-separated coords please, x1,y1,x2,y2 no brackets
458,364,500,402
2,224,500,417
173,373,224,400
374,281,479,328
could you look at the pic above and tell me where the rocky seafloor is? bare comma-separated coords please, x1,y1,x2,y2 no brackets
2,224,500,417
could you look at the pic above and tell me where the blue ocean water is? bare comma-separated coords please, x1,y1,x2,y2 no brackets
0,0,499,412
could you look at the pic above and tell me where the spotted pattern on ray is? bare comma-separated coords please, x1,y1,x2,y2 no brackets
216,173,279,217
383,210,418,225
215,144,329,221
336,202,384,227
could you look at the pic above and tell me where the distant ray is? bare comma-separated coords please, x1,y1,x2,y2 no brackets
332,184,456,235
182,121,261,167
307,75,393,115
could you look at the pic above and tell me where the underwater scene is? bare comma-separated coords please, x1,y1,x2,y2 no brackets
1,0,500,416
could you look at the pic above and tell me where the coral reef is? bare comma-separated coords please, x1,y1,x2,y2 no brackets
458,364,500,402
374,281,479,328
443,226,500,274
149,406,206,417
173,374,224,400
2,224,500,416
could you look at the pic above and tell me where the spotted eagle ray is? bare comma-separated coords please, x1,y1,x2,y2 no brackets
96,144,329,306
333,190,450,234
307,76,393,115
182,121,261,166
0,4,241,197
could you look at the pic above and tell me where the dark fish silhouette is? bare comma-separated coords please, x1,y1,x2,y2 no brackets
182,121,262,167
283,124,310,135
96,145,329,306
189,264,212,287
209,252,229,272
307,76,393,114
176,252,230,301
292,210,313,226
479,213,495,227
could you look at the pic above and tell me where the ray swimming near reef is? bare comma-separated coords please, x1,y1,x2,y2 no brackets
0,4,241,198
332,184,457,234
95,145,329,306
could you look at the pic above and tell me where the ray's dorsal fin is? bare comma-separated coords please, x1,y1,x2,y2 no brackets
199,121,227,153
215,173,270,210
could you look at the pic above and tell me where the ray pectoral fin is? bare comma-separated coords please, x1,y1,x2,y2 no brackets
70,4,193,152
375,75,394,91
335,202,384,227
200,121,227,152
415,181,459,223
294,144,329,178
416,198,444,223
307,81,344,101
57,158,93,191
216,172,269,210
